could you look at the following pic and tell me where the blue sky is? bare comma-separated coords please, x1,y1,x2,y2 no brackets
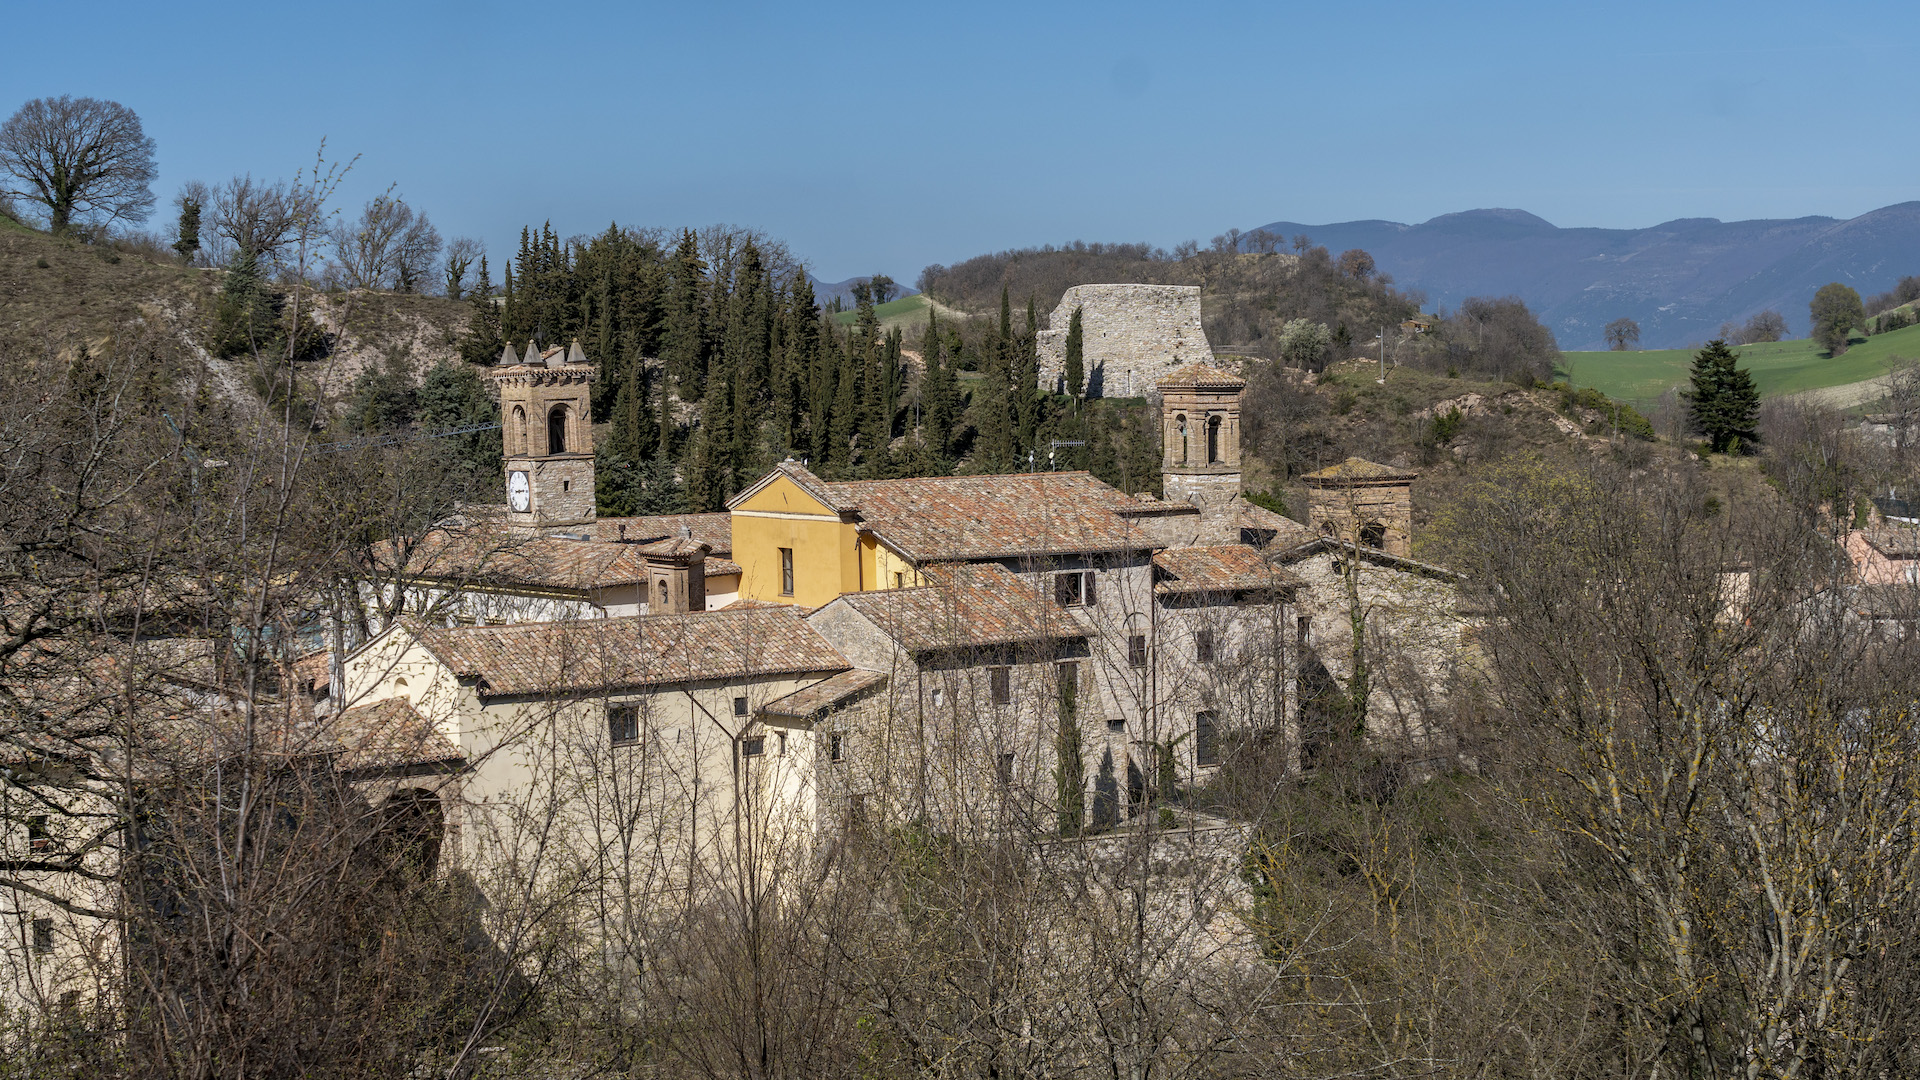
3,1,1912,284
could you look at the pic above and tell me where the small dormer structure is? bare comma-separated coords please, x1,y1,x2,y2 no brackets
493,340,597,529
1301,458,1417,556
640,537,709,613
1157,363,1245,509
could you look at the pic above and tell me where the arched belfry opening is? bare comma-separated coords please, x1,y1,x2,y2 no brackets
1206,415,1222,464
1156,364,1245,510
492,340,598,527
1174,413,1189,465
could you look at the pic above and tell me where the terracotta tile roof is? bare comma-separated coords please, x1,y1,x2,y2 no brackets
637,537,709,560
375,530,655,591
1236,500,1317,549
328,697,464,772
1863,527,1920,557
413,606,850,699
834,563,1093,651
292,649,331,694
1301,457,1419,484
594,512,732,555
1270,537,1465,582
705,557,743,579
1153,545,1300,595
1157,362,1246,388
826,472,1149,561
758,668,888,720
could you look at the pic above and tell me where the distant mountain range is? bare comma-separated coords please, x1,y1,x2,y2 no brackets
808,274,918,310
1248,203,1920,350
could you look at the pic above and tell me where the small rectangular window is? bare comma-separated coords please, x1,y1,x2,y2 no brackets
1054,572,1084,607
741,736,766,758
733,695,749,717
996,752,1015,787
930,685,945,707
777,731,788,755
1084,572,1096,606
1107,716,1126,732
1128,635,1148,668
1296,615,1311,648
1195,711,1220,768
27,815,51,854
829,733,845,762
990,667,1011,705
32,918,53,954
1195,629,1215,664
894,571,905,588
608,705,639,745
779,548,795,596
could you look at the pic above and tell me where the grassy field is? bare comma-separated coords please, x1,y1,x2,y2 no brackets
1562,322,1920,405
830,293,963,334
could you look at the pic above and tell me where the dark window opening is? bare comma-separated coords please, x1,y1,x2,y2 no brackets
1128,634,1148,668
656,579,669,608
778,731,788,755
32,918,53,954
1085,572,1097,606
741,736,766,758
1195,629,1215,663
829,733,844,762
1107,716,1127,732
27,815,51,854
1360,522,1387,550
779,548,795,596
1195,711,1220,767
1296,615,1311,648
548,405,568,454
996,752,1014,787
990,666,1011,705
1175,413,1188,464
733,695,749,717
608,705,639,745
1206,415,1221,464
1054,572,1084,606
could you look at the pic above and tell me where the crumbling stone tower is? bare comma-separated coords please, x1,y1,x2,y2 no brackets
1301,458,1417,556
493,340,596,528
1157,363,1244,509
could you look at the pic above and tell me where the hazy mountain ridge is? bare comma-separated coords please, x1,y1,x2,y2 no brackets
1249,203,1920,349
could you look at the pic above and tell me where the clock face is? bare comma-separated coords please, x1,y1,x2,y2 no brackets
507,470,531,512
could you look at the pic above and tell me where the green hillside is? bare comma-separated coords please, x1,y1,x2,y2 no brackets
831,293,941,333
1561,323,1920,405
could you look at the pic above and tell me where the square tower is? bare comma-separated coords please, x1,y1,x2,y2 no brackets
1157,363,1245,509
492,340,597,528
1301,458,1417,556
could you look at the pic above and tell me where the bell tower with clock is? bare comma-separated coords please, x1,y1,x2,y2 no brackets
491,339,597,530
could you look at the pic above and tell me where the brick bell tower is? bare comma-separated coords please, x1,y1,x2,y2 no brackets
1157,363,1245,509
492,340,596,529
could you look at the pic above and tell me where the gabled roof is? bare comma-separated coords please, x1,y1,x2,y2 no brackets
827,472,1147,561
1153,544,1300,595
1157,362,1246,389
727,460,851,515
1862,527,1920,557
1301,457,1418,484
411,606,849,699
830,563,1093,652
758,668,888,720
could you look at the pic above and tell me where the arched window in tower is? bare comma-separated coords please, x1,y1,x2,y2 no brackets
656,578,669,609
1175,413,1188,465
1360,521,1387,550
1206,415,1222,464
548,405,569,455
511,406,527,455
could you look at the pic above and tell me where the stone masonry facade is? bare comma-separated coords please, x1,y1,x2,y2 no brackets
1036,284,1214,398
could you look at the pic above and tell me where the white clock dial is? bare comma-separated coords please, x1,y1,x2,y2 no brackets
507,470,531,512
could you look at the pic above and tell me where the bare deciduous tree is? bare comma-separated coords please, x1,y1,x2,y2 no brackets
205,174,319,269
443,236,483,300
329,193,441,292
0,95,157,234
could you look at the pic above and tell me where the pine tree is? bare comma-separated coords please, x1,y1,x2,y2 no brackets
1684,339,1760,454
1064,304,1085,398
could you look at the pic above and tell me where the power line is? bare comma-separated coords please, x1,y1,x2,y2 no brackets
313,421,502,455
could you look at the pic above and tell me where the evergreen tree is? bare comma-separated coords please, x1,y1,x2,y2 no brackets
700,350,736,501
1055,687,1084,836
173,196,201,263
458,256,504,366
1683,339,1760,454
211,247,281,359
918,308,958,471
1064,304,1085,398
973,289,1016,472
664,229,708,399
828,325,862,473
416,359,500,486
723,241,774,476
776,275,821,456
1014,296,1041,463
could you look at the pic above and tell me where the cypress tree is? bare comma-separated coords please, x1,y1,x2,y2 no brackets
701,350,735,500
974,292,1015,473
777,275,821,456
458,256,504,366
1014,296,1041,463
919,308,958,470
1064,305,1085,398
1684,339,1760,454
829,326,862,473
664,230,708,399
809,309,841,467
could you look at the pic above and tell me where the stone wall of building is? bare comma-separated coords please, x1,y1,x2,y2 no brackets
1036,284,1214,398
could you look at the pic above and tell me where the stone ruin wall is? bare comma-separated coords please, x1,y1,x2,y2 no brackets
1036,284,1214,398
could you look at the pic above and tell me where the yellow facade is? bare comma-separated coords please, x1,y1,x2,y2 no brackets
731,476,862,606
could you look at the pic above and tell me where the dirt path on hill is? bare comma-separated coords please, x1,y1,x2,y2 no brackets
1790,372,1896,410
